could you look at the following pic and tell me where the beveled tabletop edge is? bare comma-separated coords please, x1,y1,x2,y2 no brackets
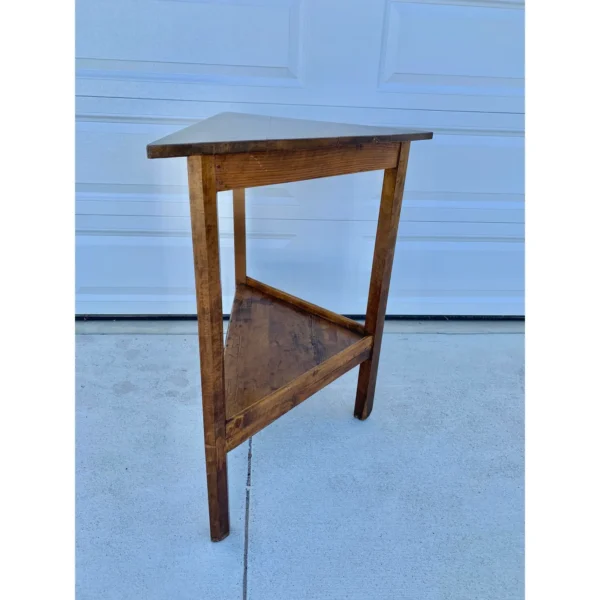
146,113,434,159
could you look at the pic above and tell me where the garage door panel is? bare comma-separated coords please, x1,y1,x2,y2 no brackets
77,189,523,225
76,218,523,315
77,118,523,221
408,133,524,196
76,1,524,315
75,213,523,238
76,125,185,185
76,96,524,132
77,0,301,87
76,130,524,213
76,0,523,113
76,75,522,113
76,234,197,315
76,118,523,315
245,220,523,315
380,1,524,98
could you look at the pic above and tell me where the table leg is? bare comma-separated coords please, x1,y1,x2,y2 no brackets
187,155,230,541
354,142,411,420
233,188,247,285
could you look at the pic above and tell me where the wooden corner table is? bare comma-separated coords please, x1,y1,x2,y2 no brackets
147,113,433,541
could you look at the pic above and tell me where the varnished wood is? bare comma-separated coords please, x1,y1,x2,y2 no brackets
213,143,400,191
224,284,366,421
246,277,366,337
187,155,230,542
148,114,432,541
226,336,373,451
233,189,246,284
354,142,411,421
147,112,433,158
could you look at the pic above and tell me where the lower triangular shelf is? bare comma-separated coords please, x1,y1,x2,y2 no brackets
224,283,369,423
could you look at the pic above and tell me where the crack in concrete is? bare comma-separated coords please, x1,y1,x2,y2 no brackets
242,437,252,600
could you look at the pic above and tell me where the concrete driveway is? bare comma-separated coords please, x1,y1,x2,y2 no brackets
76,320,524,600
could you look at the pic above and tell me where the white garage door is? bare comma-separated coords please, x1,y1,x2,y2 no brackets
76,0,524,316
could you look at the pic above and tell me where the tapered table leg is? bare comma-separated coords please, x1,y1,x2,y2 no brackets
233,188,247,285
187,155,230,541
354,142,411,420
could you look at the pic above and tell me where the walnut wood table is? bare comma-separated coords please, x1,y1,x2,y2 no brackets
147,113,433,541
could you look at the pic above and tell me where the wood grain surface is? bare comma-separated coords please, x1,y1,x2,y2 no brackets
226,335,373,451
157,119,428,542
232,188,246,284
224,283,368,422
354,142,411,421
213,143,400,190
246,277,366,336
187,155,230,542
